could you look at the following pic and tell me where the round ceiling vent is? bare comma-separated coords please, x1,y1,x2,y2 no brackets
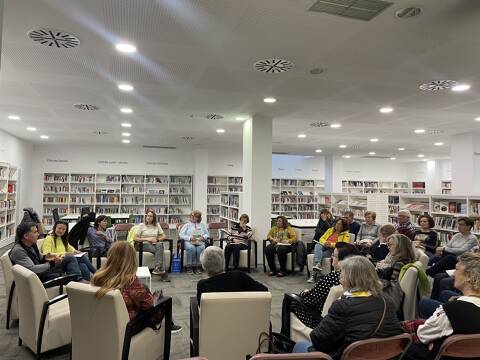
205,114,224,120
28,28,80,48
181,136,195,141
419,80,458,91
310,121,330,128
427,129,444,135
395,7,423,19
254,59,294,74
91,130,108,135
74,104,99,111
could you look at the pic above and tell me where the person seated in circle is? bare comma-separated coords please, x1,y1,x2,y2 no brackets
265,216,297,277
224,213,253,271
179,210,210,274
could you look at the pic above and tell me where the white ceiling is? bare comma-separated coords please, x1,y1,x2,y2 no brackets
1,0,480,161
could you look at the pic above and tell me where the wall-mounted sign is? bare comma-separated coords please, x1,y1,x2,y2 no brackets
146,161,168,165
47,159,69,163
98,160,129,164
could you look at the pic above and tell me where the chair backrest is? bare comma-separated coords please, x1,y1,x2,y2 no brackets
160,222,169,230
12,265,50,350
250,353,333,359
0,250,14,298
322,285,344,317
37,238,45,254
114,223,134,241
348,233,356,242
340,333,412,360
199,292,272,360
399,264,419,320
434,334,480,360
66,282,131,360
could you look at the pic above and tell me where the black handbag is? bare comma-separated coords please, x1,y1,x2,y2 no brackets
248,331,295,359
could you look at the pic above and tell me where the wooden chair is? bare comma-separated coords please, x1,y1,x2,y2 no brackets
250,353,333,359
340,333,412,360
433,334,480,360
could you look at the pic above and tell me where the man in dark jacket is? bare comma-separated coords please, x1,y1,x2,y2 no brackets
197,246,268,303
9,222,82,282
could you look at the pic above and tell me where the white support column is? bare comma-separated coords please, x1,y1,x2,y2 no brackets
193,149,208,218
426,160,441,194
451,132,480,195
243,115,272,262
324,155,343,193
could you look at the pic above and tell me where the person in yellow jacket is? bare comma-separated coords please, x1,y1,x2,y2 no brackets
265,216,297,277
42,220,96,280
312,218,350,274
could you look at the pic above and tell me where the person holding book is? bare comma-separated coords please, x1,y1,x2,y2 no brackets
394,209,416,241
42,220,96,280
179,210,210,274
355,211,381,253
311,218,350,277
224,213,253,271
426,217,478,277
265,215,297,277
414,215,438,257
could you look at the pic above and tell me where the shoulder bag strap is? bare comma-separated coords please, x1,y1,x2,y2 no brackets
370,296,387,337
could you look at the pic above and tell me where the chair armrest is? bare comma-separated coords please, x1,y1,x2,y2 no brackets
190,296,200,357
163,238,173,251
38,293,69,355
43,273,78,294
122,296,172,360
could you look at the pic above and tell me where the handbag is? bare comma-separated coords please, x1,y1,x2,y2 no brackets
370,296,387,337
250,331,295,358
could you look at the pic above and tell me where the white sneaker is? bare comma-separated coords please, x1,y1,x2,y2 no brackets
307,275,315,283
312,263,322,272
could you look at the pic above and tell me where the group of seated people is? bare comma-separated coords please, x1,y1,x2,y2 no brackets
6,205,480,360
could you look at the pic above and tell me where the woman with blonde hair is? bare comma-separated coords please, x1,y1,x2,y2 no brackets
376,233,415,281
293,256,402,358
91,242,182,332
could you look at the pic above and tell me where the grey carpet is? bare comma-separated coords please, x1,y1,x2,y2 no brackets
0,250,308,360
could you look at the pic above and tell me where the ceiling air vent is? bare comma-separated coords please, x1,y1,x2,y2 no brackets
91,130,108,135
361,155,391,159
28,28,80,48
419,80,458,91
273,152,289,155
395,7,422,19
180,136,195,141
309,0,393,21
310,121,330,128
205,114,224,120
254,59,294,74
74,104,99,111
427,129,444,135
142,145,177,150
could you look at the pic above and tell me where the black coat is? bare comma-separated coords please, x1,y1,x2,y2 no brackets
310,295,403,359
313,219,334,241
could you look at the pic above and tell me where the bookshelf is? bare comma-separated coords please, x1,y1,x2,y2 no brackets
207,176,243,223
271,178,325,219
341,180,419,194
220,191,243,229
42,173,193,228
0,163,18,246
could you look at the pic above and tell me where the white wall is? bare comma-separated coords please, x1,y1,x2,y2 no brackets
272,155,325,179
340,158,409,181
0,130,34,223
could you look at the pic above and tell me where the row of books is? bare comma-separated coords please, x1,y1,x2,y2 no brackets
432,201,467,214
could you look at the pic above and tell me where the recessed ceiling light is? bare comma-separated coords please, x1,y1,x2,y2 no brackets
414,129,425,134
263,97,276,103
297,134,306,138
369,152,376,155
417,154,425,158
40,135,49,139
390,157,396,160
122,139,131,144
330,123,341,128
8,115,20,120
236,116,248,121
379,107,393,113
118,83,134,91
343,155,351,159
475,117,480,121
121,123,132,128
115,43,136,53
315,149,322,153
339,144,347,148
434,142,444,146
26,127,36,131
120,107,133,114
216,129,225,133
370,138,379,142
398,147,405,151
121,132,131,137
451,84,471,92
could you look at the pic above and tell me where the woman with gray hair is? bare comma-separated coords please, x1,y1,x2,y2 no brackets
196,246,267,302
293,256,403,358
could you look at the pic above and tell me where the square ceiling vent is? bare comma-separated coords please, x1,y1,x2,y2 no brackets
309,0,393,21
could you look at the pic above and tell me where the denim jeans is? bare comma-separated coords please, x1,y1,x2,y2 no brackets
293,341,313,353
313,244,333,264
184,241,205,267
76,254,96,280
61,255,83,280
142,242,165,270
419,298,442,319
